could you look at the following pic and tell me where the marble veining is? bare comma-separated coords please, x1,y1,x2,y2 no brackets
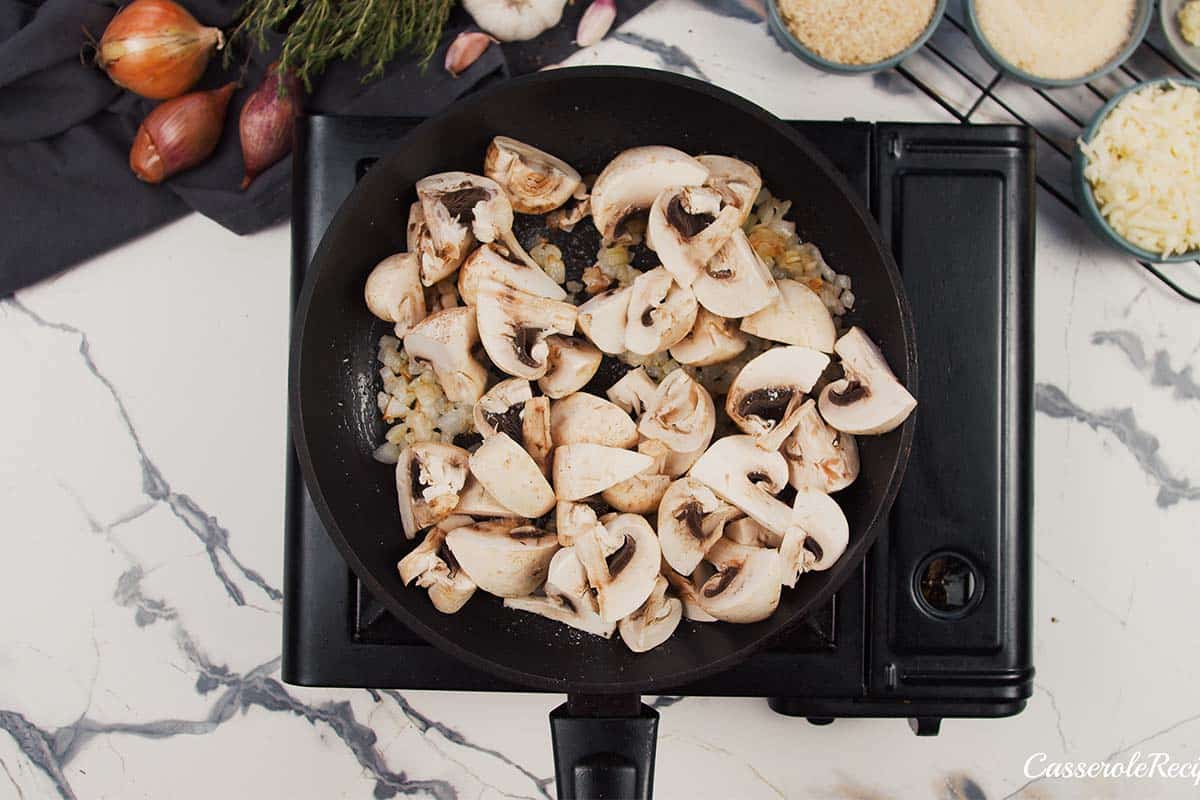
3,0,1200,797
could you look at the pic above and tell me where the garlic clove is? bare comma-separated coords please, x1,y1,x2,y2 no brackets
444,31,498,77
576,0,616,47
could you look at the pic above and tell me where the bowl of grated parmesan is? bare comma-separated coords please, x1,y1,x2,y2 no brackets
965,0,1152,88
1073,78,1200,262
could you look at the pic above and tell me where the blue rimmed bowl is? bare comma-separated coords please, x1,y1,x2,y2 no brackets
964,0,1152,88
1073,77,1200,263
767,0,947,75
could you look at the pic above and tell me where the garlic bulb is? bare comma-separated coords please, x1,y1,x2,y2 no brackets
462,0,568,42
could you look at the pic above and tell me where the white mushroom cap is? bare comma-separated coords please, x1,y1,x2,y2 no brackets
669,307,748,367
365,253,427,336
550,393,638,448
724,516,781,548
725,346,830,441
618,575,683,653
605,367,658,417
476,278,578,379
657,477,737,576
403,307,489,404
396,442,471,539
779,488,850,586
818,327,916,435
454,475,518,517
695,155,762,225
445,519,559,598
576,286,632,355
407,200,462,287
590,146,708,241
504,546,616,638
538,335,603,399
553,444,655,501
696,547,781,624
468,432,556,518
740,279,836,352
647,185,743,287
555,500,624,553
484,136,582,214
638,368,716,453
417,171,541,272
688,435,799,539
782,399,859,493
458,244,567,305
624,267,698,355
664,566,717,622
473,377,532,439
692,228,779,318
398,516,477,613
573,513,662,623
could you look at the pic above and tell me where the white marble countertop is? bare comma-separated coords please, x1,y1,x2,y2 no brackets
4,1,1200,798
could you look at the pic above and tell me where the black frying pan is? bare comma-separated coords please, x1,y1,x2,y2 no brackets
291,66,916,799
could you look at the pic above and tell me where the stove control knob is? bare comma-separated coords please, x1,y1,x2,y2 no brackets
914,552,981,619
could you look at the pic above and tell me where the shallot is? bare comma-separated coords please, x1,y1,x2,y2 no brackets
129,82,236,183
239,62,302,190
96,0,223,100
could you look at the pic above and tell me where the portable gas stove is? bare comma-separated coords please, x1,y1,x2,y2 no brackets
283,114,1035,735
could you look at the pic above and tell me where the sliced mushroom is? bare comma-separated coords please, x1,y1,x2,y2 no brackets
547,195,590,232
473,378,533,440
725,346,830,445
696,546,781,624
553,444,655,501
403,306,489,404
601,470,671,514
692,228,779,318
624,266,698,355
779,488,850,586
573,512,661,623
538,336,603,399
740,279,836,352
504,547,616,638
407,200,458,287
696,155,762,224
638,368,716,453
605,367,658,417
647,185,743,287
669,307,748,367
468,432,556,517
457,243,567,305
657,477,738,576
618,575,682,653
454,475,518,517
555,500,624,553
818,327,916,435
688,435,799,539
661,440,709,479
522,396,553,472
724,516,781,548
590,146,708,241
397,443,471,538
398,516,477,613
416,171,540,271
445,519,559,598
664,566,717,622
782,399,859,493
476,278,578,379
550,393,638,448
365,253,427,336
484,136,583,214
576,286,632,355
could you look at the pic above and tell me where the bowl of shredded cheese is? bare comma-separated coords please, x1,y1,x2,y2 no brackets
965,0,1152,88
1161,0,1200,78
1074,78,1200,262
768,0,947,75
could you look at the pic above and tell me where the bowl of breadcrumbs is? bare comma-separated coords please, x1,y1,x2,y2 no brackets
769,0,946,74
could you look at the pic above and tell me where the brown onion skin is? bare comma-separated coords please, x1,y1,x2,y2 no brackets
238,62,302,190
130,82,236,183
97,0,223,100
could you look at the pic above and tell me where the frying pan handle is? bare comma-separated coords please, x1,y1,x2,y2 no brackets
550,694,659,800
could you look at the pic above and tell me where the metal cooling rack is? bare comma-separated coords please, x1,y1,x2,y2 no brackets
891,6,1200,303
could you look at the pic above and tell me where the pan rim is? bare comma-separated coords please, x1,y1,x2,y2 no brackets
289,65,917,694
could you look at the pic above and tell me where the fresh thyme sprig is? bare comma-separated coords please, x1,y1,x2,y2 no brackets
228,0,454,90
